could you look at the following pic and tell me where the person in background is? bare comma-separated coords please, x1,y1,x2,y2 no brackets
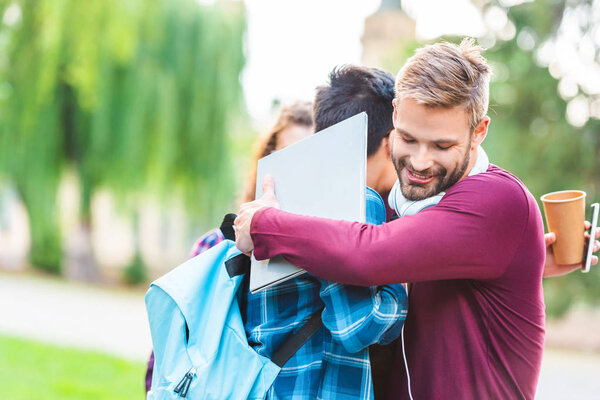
240,101,315,204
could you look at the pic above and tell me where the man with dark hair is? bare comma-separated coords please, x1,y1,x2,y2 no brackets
314,66,398,219
238,90,409,398
233,67,414,399
312,65,402,396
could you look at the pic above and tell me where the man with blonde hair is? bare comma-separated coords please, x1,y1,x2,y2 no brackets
235,39,546,399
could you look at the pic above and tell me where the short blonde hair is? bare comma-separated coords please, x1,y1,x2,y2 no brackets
395,38,491,131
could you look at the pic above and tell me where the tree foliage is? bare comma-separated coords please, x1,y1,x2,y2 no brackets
477,0,600,316
0,0,246,273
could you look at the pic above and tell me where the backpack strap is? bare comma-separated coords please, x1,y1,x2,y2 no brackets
218,213,324,368
225,254,250,278
220,213,251,279
220,213,237,241
270,309,323,368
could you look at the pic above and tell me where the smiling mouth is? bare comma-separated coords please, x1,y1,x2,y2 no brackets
406,169,436,184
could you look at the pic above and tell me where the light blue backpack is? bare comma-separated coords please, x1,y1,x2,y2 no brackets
145,215,322,399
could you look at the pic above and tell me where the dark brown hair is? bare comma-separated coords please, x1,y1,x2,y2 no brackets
242,101,313,202
314,65,395,156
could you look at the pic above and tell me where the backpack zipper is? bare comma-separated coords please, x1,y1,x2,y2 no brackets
173,367,196,398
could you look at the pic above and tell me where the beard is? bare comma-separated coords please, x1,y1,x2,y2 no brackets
392,149,471,201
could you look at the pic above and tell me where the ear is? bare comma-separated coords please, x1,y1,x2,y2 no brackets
392,98,399,122
471,116,489,150
383,131,392,160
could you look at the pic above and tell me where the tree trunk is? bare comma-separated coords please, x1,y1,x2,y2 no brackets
63,219,99,282
18,182,62,274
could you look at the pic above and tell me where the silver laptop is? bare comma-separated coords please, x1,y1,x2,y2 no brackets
249,112,367,293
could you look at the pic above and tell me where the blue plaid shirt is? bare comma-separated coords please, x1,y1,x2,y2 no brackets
188,188,407,399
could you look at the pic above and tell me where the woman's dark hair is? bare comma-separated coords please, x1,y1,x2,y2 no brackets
242,101,313,202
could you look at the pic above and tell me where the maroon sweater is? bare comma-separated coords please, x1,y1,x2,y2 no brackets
250,165,545,399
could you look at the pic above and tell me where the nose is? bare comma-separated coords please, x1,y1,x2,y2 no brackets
410,145,433,172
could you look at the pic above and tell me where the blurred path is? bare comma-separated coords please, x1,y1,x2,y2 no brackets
0,272,151,361
1,271,600,398
536,349,600,399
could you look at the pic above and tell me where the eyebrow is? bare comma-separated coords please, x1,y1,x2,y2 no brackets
395,127,458,145
395,127,412,138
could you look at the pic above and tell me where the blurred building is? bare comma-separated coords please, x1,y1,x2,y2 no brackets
361,0,415,70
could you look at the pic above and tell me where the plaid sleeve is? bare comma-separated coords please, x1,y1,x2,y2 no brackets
319,281,407,353
188,228,225,258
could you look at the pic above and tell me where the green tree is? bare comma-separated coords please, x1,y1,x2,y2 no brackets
0,0,246,277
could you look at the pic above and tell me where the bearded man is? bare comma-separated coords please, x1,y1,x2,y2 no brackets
235,39,547,399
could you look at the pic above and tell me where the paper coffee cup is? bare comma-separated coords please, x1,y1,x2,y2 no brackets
541,190,586,265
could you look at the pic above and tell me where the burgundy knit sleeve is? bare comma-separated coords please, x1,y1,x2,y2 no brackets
250,173,530,285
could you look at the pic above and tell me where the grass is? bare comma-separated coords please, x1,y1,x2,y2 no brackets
0,334,146,400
